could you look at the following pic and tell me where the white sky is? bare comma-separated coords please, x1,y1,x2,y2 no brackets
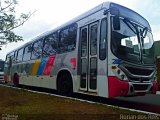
0,0,160,60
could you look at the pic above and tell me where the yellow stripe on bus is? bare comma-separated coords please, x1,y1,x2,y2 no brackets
32,58,41,76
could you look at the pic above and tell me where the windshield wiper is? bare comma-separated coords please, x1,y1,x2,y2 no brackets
123,18,139,34
123,18,143,63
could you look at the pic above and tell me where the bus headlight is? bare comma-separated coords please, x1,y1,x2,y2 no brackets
112,66,128,81
117,69,128,81
121,74,125,80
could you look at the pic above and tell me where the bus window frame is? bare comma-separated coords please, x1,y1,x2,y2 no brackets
31,39,44,60
16,48,24,63
43,31,58,57
99,18,108,60
59,23,78,53
23,43,33,61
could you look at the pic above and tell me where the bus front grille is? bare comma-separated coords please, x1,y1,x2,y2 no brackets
125,66,153,76
129,77,151,82
133,84,149,91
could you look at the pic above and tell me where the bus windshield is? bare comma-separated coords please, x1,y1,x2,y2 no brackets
111,18,154,64
141,31,154,64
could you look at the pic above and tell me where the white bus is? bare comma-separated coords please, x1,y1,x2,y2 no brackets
4,2,158,98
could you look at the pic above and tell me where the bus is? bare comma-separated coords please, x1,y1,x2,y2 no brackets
4,2,158,98
0,60,4,82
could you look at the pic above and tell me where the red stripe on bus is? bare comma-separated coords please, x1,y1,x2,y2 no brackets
4,74,8,81
151,81,158,94
43,55,56,75
70,58,77,70
108,76,129,98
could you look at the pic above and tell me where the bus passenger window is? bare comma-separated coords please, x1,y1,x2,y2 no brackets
6,52,14,68
23,44,32,61
31,40,43,59
59,23,77,53
17,48,24,62
14,51,18,63
99,19,107,60
43,32,58,56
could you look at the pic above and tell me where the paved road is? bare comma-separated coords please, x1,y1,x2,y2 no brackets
74,92,160,114
114,94,160,114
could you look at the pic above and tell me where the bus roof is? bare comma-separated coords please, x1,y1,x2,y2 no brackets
6,2,109,55
6,1,150,55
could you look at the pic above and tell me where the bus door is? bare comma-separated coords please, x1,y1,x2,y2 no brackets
80,22,98,92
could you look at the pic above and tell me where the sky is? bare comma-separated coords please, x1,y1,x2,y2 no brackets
0,0,160,60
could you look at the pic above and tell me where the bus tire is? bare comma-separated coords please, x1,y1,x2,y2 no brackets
57,73,73,96
13,73,19,87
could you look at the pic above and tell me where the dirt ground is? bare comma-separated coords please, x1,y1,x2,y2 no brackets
0,85,150,120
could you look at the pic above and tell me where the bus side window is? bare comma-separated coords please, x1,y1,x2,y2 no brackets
14,51,18,63
31,40,43,59
17,48,24,62
23,44,32,61
43,32,58,57
59,23,77,53
99,18,107,60
5,54,11,68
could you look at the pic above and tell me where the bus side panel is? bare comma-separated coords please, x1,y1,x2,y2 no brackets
53,51,78,92
97,57,108,98
31,58,41,76
19,58,57,89
43,55,56,75
37,57,48,75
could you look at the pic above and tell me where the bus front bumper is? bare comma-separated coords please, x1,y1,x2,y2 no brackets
108,76,158,97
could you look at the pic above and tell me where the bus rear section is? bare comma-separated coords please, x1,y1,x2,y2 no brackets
0,60,4,82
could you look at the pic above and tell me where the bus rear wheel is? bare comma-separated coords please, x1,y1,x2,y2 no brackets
57,73,73,96
13,73,19,86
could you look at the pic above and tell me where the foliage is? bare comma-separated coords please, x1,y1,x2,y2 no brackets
0,0,31,44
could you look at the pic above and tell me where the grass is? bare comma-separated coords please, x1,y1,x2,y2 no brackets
0,85,152,120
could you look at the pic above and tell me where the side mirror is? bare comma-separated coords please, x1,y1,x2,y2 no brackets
113,16,120,30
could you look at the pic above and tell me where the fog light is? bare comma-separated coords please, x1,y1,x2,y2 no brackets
121,75,125,80
117,69,120,74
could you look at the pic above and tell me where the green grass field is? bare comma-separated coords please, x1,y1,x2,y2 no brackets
0,85,152,120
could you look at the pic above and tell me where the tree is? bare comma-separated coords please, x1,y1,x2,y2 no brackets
0,0,31,45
